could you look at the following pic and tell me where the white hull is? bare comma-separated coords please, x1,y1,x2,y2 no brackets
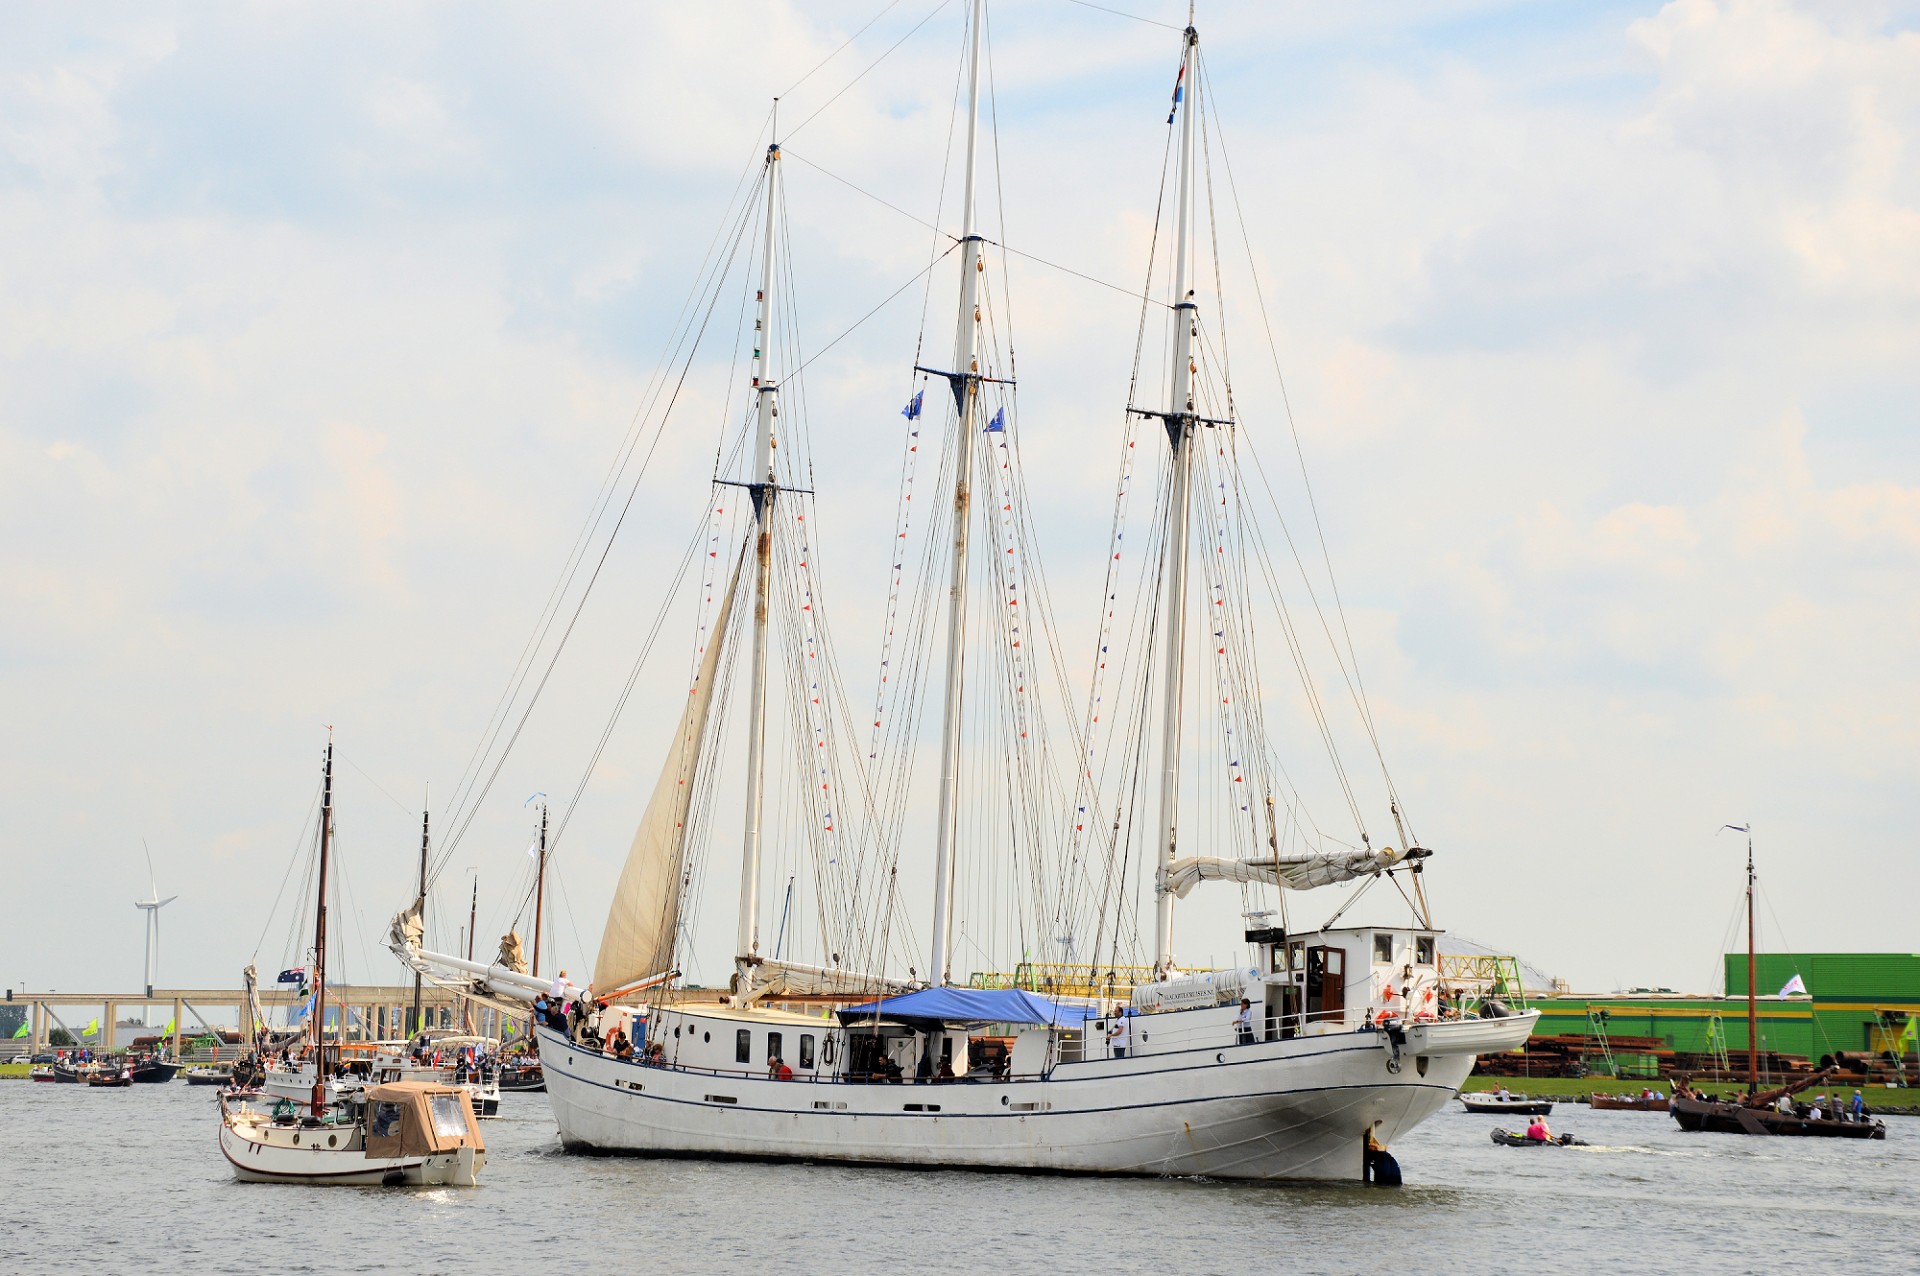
219,1110,483,1186
536,1015,1533,1181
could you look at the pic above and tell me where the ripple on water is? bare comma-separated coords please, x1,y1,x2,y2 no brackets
2,1087,1915,1274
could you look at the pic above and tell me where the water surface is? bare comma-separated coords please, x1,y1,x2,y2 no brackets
3,1083,1910,1273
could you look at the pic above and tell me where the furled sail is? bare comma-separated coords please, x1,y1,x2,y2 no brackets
495,930,527,974
591,555,742,994
738,957,912,1001
1160,846,1425,899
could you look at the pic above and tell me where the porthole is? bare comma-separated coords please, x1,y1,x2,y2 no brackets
1001,1095,1010,1106
703,1031,711,1043
327,1134,337,1147
291,1133,300,1145
674,1026,681,1038
1216,1053,1225,1064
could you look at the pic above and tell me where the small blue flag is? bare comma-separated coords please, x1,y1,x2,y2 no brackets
902,390,923,420
985,407,1005,433
277,967,304,984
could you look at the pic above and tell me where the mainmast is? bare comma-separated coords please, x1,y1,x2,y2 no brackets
926,0,988,988
736,123,784,981
309,736,335,1115
410,804,428,1036
1153,23,1202,978
1744,826,1758,1093
532,801,548,978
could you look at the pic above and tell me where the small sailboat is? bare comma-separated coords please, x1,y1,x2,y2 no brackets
1668,827,1886,1141
219,1081,486,1186
221,738,489,1183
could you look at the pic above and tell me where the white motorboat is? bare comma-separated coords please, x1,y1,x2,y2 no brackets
219,1081,485,1186
391,1,1537,1183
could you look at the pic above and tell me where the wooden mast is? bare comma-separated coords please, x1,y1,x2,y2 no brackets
309,735,335,1117
1745,827,1758,1093
410,805,428,1036
532,802,548,978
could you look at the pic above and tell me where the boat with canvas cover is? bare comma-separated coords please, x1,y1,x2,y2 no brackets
391,0,1536,1183
219,1081,485,1186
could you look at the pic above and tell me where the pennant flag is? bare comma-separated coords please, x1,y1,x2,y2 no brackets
10,1020,28,1039
985,406,1005,433
289,992,315,1023
83,1018,100,1038
1778,974,1808,997
161,1017,176,1037
901,390,923,420
1168,60,1186,124
527,840,541,859
1900,1014,1918,1052
276,967,304,984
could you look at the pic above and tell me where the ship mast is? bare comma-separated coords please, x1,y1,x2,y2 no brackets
927,0,988,988
1152,22,1202,978
532,801,548,978
736,121,784,981
309,735,335,1116
410,804,428,1036
1744,825,1757,1093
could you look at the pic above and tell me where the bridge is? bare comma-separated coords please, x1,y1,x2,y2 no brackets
2,984,527,1057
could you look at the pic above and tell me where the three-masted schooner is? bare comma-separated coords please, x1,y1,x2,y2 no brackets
394,2,1536,1182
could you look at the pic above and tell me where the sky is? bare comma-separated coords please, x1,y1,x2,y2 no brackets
2,0,1917,1004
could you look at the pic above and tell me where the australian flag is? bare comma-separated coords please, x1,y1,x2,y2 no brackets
984,407,1005,433
901,390,923,420
277,967,304,984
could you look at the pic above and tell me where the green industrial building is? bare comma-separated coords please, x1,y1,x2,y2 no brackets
1531,952,1919,1063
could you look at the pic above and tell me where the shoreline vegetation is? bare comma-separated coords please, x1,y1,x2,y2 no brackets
1462,1074,1920,1113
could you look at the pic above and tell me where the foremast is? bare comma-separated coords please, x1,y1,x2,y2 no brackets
310,735,335,1115
927,0,988,988
736,129,784,990
1153,23,1202,978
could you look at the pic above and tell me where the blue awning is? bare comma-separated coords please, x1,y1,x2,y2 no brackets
835,987,1099,1027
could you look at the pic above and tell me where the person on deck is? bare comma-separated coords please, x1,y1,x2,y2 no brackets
1107,1011,1132,1060
1851,1091,1866,1121
1233,999,1255,1046
1524,1117,1552,1143
769,1054,793,1081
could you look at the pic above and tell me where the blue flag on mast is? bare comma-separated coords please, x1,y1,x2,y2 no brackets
902,390,923,420
985,407,1005,433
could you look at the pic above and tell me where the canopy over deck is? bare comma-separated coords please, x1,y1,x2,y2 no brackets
836,987,1098,1028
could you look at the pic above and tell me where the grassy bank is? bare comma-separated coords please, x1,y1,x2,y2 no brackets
1,1062,33,1079
1463,1074,1920,1113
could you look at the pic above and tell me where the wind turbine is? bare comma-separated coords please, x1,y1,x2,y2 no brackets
135,839,178,1011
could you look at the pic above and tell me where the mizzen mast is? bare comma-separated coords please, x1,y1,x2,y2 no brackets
927,0,988,988
1152,23,1202,978
736,124,784,983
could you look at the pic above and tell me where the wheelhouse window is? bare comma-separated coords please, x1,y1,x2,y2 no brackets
799,1034,816,1069
1416,935,1436,966
1373,932,1395,964
735,1029,751,1064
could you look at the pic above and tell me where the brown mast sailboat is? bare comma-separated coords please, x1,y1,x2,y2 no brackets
1669,825,1884,1140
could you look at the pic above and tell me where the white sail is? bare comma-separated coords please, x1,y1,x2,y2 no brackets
1160,846,1418,899
592,557,742,994
738,957,910,1001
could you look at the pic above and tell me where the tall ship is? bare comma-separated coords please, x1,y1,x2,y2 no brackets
395,1,1535,1182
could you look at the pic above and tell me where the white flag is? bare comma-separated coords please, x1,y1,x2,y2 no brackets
1778,973,1808,996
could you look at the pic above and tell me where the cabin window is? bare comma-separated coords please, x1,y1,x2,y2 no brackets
370,1101,403,1138
428,1095,467,1139
1373,932,1395,964
799,1034,816,1069
1416,935,1436,966
767,1032,784,1064
735,1029,751,1064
